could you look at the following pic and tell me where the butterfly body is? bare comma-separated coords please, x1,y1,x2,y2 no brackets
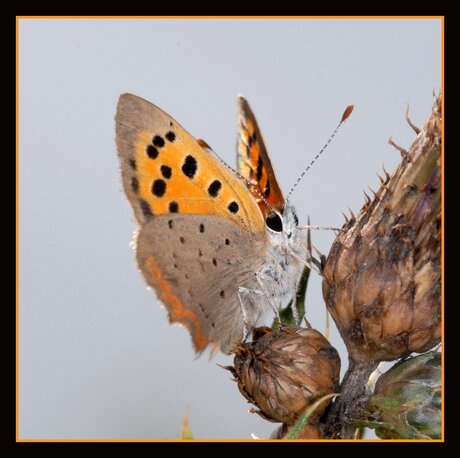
116,94,307,354
249,205,308,314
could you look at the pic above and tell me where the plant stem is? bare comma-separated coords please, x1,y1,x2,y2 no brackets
323,357,378,439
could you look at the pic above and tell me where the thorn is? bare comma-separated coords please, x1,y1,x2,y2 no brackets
311,244,323,259
216,363,234,372
347,206,356,221
310,244,325,271
217,365,239,380
376,173,385,184
363,190,371,203
388,137,410,160
405,104,421,134
368,186,380,200
303,317,313,328
382,164,391,183
341,211,349,223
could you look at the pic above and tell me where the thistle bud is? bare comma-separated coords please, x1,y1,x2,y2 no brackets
227,325,340,425
366,351,441,439
322,96,441,363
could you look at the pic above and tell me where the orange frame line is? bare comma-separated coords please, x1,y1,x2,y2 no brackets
16,15,444,20
15,15,444,442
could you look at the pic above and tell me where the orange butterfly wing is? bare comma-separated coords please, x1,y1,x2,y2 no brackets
236,96,285,216
116,94,265,233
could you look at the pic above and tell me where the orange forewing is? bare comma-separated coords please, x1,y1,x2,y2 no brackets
116,94,265,233
236,96,285,216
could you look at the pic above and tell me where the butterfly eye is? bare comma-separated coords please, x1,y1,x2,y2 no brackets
265,213,283,232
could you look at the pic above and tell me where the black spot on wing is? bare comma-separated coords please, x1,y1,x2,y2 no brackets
182,155,197,179
131,177,139,194
208,180,222,198
139,199,153,219
246,133,253,149
228,201,239,213
256,155,263,181
165,131,176,142
198,303,209,319
146,145,159,159
152,179,166,197
161,165,172,179
264,180,271,197
152,135,165,147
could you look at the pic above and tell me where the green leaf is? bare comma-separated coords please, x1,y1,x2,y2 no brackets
275,265,310,328
283,393,339,440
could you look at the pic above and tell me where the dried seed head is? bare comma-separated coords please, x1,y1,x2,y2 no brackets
228,325,340,425
322,96,441,363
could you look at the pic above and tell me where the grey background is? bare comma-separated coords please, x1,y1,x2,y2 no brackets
19,18,441,440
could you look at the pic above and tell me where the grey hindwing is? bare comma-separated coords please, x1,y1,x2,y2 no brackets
136,213,266,353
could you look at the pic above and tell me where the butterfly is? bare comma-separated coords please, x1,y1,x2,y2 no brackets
116,94,309,354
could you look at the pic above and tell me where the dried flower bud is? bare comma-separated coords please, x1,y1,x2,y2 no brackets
322,96,441,363
366,351,441,439
227,325,340,425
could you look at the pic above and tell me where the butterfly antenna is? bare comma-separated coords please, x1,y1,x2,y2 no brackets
285,105,354,202
211,149,278,215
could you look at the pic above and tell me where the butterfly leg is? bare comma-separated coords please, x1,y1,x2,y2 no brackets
254,273,281,327
237,288,250,341
237,287,264,341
